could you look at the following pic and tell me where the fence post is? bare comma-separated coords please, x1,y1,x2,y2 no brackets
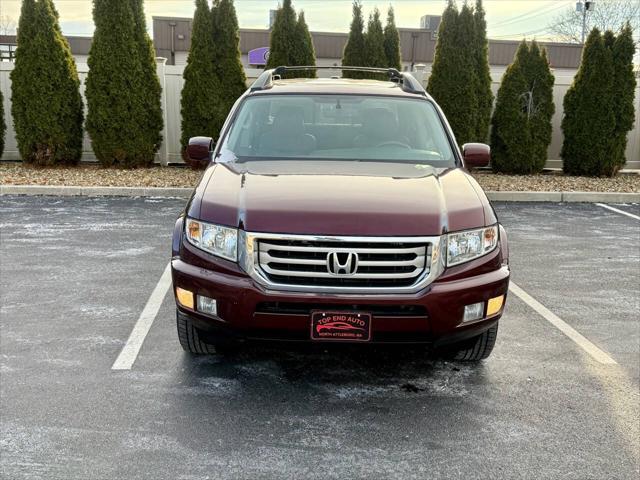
156,57,169,166
0,62,18,161
411,64,427,87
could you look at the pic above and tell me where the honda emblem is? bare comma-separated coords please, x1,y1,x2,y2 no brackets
327,251,358,276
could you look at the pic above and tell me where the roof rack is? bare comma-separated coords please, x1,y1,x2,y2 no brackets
249,66,426,95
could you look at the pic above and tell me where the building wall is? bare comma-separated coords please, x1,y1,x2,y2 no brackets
1,61,638,169
1,23,586,69
151,19,584,69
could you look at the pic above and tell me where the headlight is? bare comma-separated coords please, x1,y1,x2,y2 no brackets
185,218,238,262
447,225,498,266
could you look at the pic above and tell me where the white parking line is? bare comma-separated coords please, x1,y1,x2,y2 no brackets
112,262,172,370
509,282,617,365
595,203,640,221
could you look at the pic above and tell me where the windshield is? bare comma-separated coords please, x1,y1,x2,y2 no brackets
220,94,456,166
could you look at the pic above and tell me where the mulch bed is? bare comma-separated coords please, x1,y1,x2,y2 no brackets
0,163,203,188
471,170,639,193
1,162,638,193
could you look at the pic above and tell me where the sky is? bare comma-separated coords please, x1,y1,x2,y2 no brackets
1,0,581,40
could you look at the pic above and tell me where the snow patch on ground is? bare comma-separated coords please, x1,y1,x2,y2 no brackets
168,377,241,397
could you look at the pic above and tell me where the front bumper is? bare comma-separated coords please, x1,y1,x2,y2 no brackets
171,244,510,346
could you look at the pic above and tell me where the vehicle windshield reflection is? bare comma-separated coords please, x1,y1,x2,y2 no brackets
221,95,455,166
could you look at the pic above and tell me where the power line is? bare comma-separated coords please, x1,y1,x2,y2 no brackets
491,26,552,39
491,2,571,33
490,1,560,28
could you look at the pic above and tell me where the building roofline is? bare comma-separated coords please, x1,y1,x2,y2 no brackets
489,38,583,48
1,18,585,69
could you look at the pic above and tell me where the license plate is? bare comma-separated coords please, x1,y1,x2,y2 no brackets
310,311,372,342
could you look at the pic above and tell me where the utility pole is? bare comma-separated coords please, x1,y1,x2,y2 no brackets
576,1,596,43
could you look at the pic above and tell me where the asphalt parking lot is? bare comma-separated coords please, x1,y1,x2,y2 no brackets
1,196,638,479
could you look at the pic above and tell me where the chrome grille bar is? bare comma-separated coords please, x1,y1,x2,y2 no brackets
259,241,426,255
259,265,424,279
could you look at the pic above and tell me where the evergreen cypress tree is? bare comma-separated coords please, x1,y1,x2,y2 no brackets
473,0,493,142
527,42,555,170
11,0,84,165
294,11,316,78
0,89,5,159
180,0,223,159
131,0,164,161
383,6,401,71
87,0,151,166
265,2,315,78
342,1,367,79
609,23,636,172
364,8,387,79
9,0,37,162
490,42,529,173
490,40,555,174
428,2,477,146
561,28,617,176
211,0,247,135
266,0,297,74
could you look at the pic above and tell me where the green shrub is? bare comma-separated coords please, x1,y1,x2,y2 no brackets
610,24,637,172
266,0,316,78
294,11,316,78
364,8,387,80
342,1,367,79
131,0,164,160
0,89,5,159
427,2,478,146
473,0,493,142
490,40,555,174
10,0,84,165
383,6,401,71
561,25,636,176
211,0,247,135
265,0,298,75
86,0,158,167
180,0,223,157
561,28,618,176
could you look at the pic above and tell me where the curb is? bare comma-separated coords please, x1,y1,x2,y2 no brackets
485,191,640,203
1,184,639,203
0,185,192,198
485,191,562,202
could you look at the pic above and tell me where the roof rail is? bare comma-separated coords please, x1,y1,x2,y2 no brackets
250,69,276,91
248,66,426,95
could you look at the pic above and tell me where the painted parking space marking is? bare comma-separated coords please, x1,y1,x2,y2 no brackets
509,281,617,365
111,262,172,370
595,203,640,221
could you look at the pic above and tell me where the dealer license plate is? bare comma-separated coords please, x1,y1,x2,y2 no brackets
310,311,372,342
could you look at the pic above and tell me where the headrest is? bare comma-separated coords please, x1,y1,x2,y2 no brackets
362,108,399,139
273,106,306,135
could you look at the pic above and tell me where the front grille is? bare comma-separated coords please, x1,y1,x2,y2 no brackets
257,238,431,288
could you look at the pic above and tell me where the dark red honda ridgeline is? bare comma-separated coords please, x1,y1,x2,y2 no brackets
171,66,509,361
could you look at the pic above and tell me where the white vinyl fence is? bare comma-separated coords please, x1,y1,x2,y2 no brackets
1,59,638,168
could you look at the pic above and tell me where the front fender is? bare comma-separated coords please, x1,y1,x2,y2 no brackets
172,215,185,258
499,224,509,265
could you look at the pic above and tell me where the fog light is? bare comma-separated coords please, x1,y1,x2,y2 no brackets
176,287,194,309
487,295,504,317
197,295,217,316
463,302,484,322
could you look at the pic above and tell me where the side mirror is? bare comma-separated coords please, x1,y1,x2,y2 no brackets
462,143,490,168
186,136,214,165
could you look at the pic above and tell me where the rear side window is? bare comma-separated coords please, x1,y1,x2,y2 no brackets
221,94,455,166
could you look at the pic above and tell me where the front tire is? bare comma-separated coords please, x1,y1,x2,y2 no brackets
448,323,498,361
176,310,216,354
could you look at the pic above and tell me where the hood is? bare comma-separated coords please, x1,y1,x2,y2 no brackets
193,160,493,236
